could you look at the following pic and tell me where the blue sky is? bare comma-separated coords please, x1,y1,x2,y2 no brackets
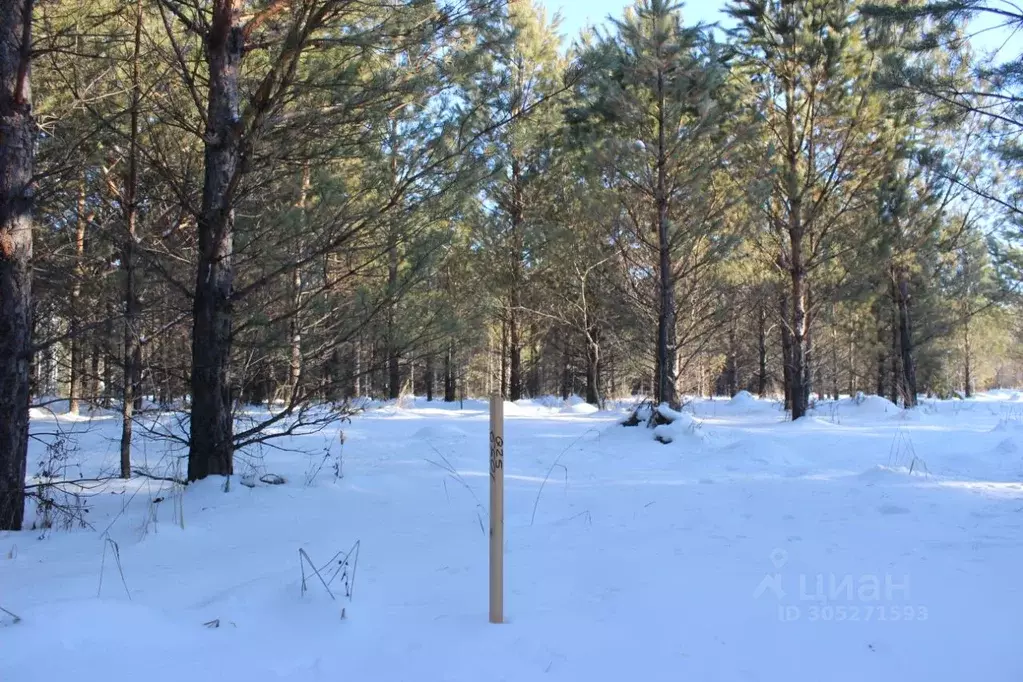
550,0,729,40
549,0,1020,59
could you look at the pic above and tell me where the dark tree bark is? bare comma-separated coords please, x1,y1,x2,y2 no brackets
802,286,813,409
0,0,33,530
654,60,677,408
894,266,917,407
787,231,809,418
119,0,144,480
757,303,768,398
91,340,101,405
560,339,570,400
779,289,793,413
69,178,88,415
103,300,114,408
607,353,616,399
777,69,811,420
875,302,886,398
831,326,839,401
188,0,243,481
425,353,434,401
506,125,524,403
500,316,508,398
527,331,540,397
889,282,901,406
351,336,361,398
847,327,855,397
585,325,600,406
288,164,311,405
386,125,401,402
508,302,521,401
443,342,455,402
724,316,738,398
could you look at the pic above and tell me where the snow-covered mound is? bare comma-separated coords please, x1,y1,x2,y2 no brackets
994,437,1019,455
561,402,599,415
719,435,807,469
651,404,706,445
857,464,927,483
788,415,837,428
836,393,899,415
991,418,1023,433
727,390,758,408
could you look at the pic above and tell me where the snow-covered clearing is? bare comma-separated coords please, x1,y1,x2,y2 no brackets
4,392,1023,681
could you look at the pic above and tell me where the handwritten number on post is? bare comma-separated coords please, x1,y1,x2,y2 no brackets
489,432,504,479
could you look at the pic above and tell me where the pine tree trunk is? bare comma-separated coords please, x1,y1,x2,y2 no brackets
889,281,901,406
351,336,361,398
875,302,886,398
69,178,87,416
425,353,434,401
119,0,143,480
847,328,855,397
963,320,973,398
561,338,570,400
443,342,455,402
757,304,768,398
27,304,37,398
103,300,114,408
779,290,793,413
386,127,401,402
831,326,840,400
500,316,508,398
802,286,813,409
608,353,616,399
654,62,677,407
91,340,101,406
527,331,540,397
508,100,524,403
789,247,808,418
895,267,917,407
507,214,523,402
386,301,399,400
188,0,242,481
509,302,522,401
288,164,310,406
782,70,809,420
158,331,171,406
585,325,600,406
0,0,33,530
725,318,738,397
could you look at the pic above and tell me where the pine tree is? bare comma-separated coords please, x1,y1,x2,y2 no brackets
575,0,749,407
0,0,33,530
475,0,568,401
729,0,891,418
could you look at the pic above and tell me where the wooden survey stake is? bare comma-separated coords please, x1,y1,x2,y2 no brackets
489,393,504,623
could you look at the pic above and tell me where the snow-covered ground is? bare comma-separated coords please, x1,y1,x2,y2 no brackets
4,392,1023,681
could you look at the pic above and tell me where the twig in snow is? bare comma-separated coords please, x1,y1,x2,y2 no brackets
299,547,336,600
554,510,592,526
530,428,599,526
97,538,131,600
0,605,21,624
299,541,361,601
424,441,488,533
